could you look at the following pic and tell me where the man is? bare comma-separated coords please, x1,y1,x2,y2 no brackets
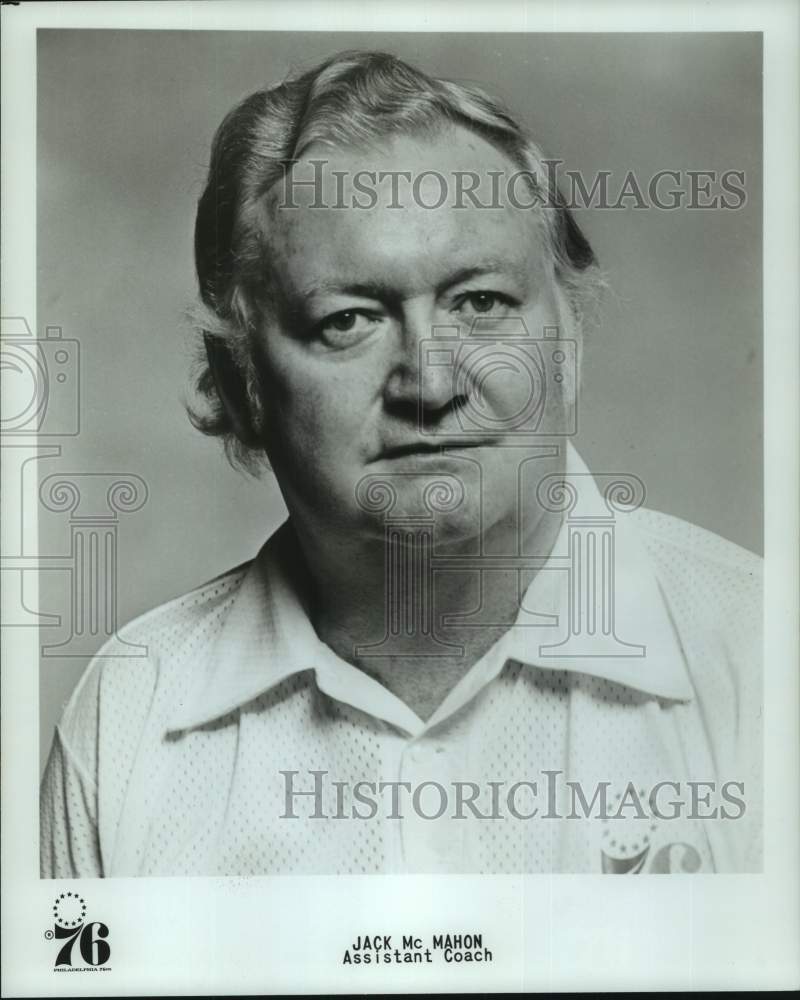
41,50,762,876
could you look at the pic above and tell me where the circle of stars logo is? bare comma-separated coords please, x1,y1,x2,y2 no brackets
53,892,86,928
600,788,658,860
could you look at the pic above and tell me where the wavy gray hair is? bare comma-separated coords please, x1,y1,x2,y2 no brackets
189,49,603,472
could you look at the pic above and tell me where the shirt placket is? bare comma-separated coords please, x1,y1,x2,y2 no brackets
376,727,408,873
398,730,467,873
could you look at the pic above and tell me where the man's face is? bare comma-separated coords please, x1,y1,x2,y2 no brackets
249,126,575,547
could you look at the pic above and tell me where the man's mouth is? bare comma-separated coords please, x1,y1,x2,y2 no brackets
379,439,496,459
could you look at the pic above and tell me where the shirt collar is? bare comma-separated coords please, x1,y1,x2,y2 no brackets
166,445,692,734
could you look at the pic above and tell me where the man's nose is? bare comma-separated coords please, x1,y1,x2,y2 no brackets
383,305,462,414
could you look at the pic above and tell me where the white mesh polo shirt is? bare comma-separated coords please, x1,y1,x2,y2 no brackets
40,447,762,877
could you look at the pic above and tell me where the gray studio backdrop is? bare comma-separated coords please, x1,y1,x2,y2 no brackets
37,30,762,773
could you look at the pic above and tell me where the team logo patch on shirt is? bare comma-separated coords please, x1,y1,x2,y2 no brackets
597,787,705,874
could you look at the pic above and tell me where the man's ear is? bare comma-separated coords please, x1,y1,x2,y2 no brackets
204,334,263,447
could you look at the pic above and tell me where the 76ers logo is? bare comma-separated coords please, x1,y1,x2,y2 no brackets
45,893,111,969
598,787,704,874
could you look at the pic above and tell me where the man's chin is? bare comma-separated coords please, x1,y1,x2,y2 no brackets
351,498,485,552
351,459,483,521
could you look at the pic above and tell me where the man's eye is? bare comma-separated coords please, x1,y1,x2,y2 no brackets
327,311,359,332
454,292,513,317
316,310,382,346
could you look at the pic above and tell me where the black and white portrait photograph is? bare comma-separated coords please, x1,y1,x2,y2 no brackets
2,1,798,995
